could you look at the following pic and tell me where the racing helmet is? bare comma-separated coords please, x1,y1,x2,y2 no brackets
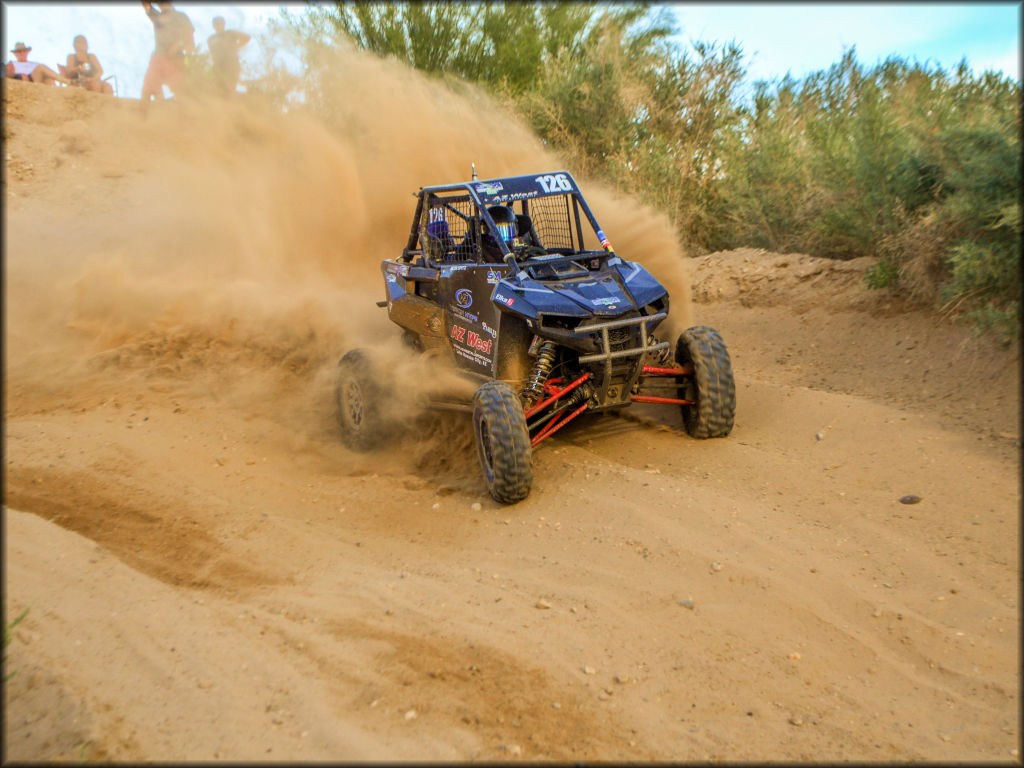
486,205,518,244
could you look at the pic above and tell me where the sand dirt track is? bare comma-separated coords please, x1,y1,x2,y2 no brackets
3,72,1020,762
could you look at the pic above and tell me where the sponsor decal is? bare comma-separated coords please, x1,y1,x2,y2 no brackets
481,321,497,339
386,263,409,276
466,330,492,353
486,269,501,284
474,181,504,195
440,265,469,276
451,324,493,355
455,289,473,308
488,190,540,203
449,306,478,323
385,275,398,284
500,190,540,201
494,293,515,306
535,173,573,193
453,344,492,370
592,297,619,307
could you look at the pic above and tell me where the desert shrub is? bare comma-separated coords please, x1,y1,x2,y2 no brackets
865,258,900,290
923,86,1020,338
873,210,954,303
4,607,29,682
520,34,746,253
724,51,1020,335
262,4,1020,338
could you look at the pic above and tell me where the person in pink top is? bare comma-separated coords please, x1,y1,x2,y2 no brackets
6,42,71,86
140,1,195,105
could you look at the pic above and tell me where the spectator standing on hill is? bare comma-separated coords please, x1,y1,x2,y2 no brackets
6,42,71,85
65,35,114,95
207,16,250,96
140,0,194,106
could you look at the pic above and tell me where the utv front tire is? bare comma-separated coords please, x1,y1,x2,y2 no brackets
472,382,532,503
335,349,391,451
675,326,736,438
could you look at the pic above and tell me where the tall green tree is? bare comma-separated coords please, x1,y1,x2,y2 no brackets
292,1,672,96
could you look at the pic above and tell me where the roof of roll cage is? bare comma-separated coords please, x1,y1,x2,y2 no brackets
419,171,581,206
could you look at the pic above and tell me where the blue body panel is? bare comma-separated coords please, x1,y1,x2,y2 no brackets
492,256,667,321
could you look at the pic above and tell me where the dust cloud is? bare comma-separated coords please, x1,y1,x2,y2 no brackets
5,43,691,446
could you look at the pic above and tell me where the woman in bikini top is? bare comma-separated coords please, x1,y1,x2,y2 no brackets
65,35,113,95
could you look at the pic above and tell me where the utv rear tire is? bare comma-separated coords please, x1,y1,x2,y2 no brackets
335,349,391,451
675,326,735,438
472,382,532,503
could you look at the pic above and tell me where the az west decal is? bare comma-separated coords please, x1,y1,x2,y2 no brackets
451,324,492,354
466,330,492,354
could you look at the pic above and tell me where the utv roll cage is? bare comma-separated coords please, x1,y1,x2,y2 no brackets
400,171,617,276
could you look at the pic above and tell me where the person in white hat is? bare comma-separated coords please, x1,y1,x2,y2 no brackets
5,42,71,85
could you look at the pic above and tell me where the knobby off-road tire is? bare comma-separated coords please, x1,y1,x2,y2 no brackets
472,381,533,503
675,326,736,439
334,349,392,451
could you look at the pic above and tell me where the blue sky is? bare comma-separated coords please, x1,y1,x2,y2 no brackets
2,2,1019,99
671,2,1021,85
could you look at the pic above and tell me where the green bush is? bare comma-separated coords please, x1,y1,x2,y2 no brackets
4,607,30,682
865,258,900,290
267,4,1021,339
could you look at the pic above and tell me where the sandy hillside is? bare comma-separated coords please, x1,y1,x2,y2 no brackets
3,60,1020,764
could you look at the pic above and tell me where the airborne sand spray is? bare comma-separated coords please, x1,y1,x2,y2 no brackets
5,44,691,444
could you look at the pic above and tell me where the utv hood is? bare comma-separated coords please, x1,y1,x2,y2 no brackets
492,259,667,320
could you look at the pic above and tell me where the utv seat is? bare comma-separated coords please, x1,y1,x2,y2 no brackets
516,214,543,249
425,219,457,263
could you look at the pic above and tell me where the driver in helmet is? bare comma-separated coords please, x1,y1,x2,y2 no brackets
481,204,518,263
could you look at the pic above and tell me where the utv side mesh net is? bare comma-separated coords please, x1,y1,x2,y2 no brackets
523,194,578,252
420,194,481,263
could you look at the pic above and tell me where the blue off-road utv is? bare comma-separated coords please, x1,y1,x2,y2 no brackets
335,170,735,503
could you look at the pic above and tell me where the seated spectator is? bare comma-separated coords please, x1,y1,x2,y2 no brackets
6,42,71,85
64,35,113,95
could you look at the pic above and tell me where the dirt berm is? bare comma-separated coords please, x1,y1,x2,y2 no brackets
3,58,1020,762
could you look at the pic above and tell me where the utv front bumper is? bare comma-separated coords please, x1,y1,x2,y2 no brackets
572,311,669,408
